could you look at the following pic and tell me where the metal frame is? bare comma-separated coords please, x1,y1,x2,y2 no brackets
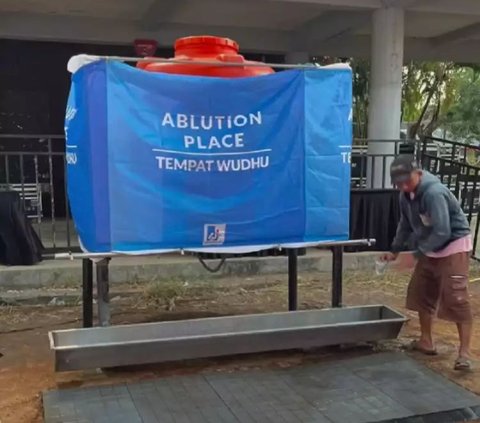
77,55,340,70
82,259,93,328
60,239,375,328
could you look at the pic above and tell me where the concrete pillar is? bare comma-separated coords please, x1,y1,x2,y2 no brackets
284,51,310,64
367,7,404,188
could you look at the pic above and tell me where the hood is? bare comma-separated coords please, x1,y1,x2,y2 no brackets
416,171,441,196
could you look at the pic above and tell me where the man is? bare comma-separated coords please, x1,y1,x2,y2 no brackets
382,155,473,370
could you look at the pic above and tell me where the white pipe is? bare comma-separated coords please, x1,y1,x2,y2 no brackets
53,239,376,260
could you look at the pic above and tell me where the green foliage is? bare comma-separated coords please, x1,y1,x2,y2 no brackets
442,67,480,143
402,62,458,137
351,59,369,139
320,56,477,141
401,62,425,123
349,59,477,140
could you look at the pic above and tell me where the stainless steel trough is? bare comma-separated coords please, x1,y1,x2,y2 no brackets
49,305,407,371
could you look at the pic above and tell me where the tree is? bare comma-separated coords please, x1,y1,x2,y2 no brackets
348,60,459,140
324,58,472,141
350,59,369,139
402,62,457,138
401,62,424,123
442,67,480,143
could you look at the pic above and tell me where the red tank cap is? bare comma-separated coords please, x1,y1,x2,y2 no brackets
137,34,273,78
175,36,239,52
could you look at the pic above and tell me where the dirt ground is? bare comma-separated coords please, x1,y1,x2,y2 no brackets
1,269,480,423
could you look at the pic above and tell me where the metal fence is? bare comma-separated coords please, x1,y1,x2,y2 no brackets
420,136,480,259
349,137,480,258
350,139,420,188
0,134,77,253
350,138,448,189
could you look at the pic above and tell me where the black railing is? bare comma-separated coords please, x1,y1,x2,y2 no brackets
0,134,77,253
421,136,480,260
351,139,420,189
350,137,480,257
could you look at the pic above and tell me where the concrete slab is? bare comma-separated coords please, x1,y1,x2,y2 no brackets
43,352,480,423
0,250,378,289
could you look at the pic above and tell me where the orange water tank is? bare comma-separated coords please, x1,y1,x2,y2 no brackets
137,35,274,78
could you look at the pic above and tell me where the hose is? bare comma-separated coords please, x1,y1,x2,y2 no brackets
198,256,226,273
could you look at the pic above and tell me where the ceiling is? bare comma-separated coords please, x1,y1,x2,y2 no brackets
0,0,480,62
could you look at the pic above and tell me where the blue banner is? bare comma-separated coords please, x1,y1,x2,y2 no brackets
65,60,352,253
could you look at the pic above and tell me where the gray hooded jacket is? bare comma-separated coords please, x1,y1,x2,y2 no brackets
391,171,470,256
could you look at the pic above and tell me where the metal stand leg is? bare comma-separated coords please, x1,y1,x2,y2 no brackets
96,258,111,326
331,246,343,308
82,259,93,328
288,249,298,311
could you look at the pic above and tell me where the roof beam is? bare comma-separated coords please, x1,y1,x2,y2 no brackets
410,0,480,17
380,0,420,7
3,12,480,64
139,0,183,31
269,0,420,9
292,10,370,49
306,34,480,63
0,13,290,53
431,22,480,47
268,0,480,16
268,0,380,7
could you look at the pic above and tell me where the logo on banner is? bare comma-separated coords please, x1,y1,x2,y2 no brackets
204,224,226,245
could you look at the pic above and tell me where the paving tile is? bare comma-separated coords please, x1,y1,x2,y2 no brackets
43,352,480,423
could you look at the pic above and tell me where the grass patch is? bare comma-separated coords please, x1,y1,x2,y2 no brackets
142,278,190,310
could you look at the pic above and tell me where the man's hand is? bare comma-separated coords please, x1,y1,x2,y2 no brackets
392,252,417,271
379,252,398,263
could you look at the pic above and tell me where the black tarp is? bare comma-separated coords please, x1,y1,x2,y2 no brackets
0,191,43,265
348,189,401,252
